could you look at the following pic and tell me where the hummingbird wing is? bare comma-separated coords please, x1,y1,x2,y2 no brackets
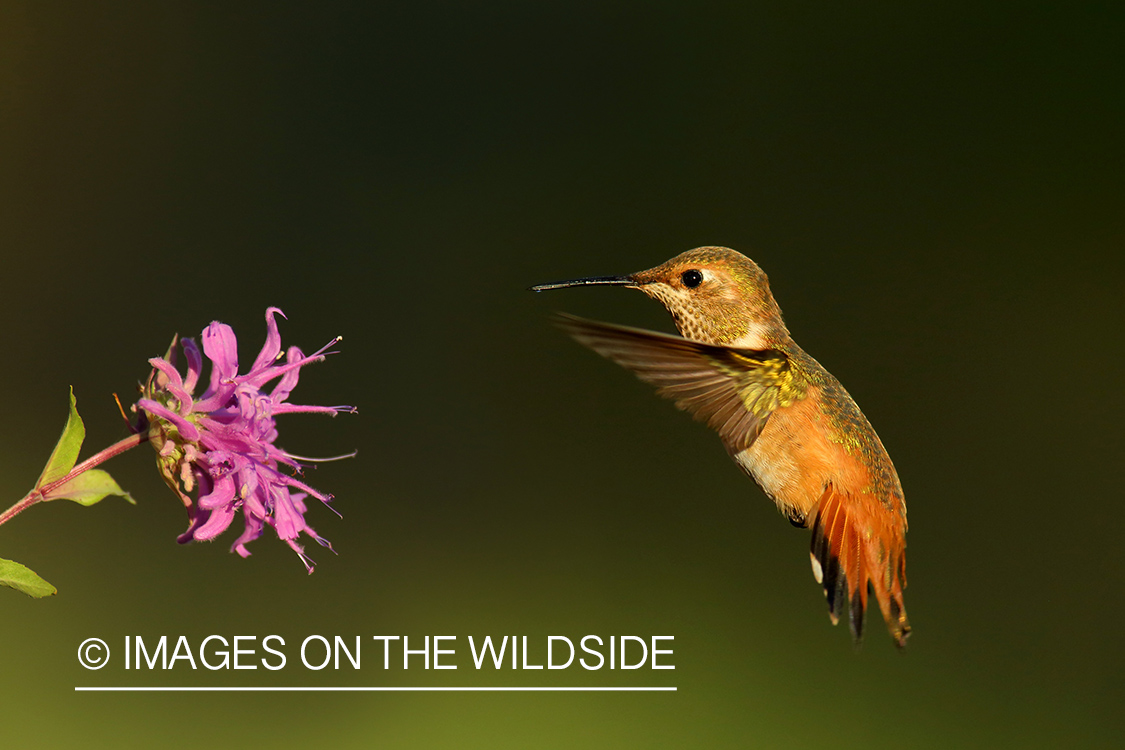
553,313,800,453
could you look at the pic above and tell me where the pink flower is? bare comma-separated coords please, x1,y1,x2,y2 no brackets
136,308,354,572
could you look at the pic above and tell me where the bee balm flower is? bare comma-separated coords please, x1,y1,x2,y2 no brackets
136,308,354,572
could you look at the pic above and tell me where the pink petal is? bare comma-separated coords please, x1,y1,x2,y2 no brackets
181,338,203,394
250,307,286,374
270,346,304,403
136,399,201,442
202,321,239,387
198,473,236,510
191,502,237,541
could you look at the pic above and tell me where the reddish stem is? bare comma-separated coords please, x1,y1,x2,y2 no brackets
0,432,149,529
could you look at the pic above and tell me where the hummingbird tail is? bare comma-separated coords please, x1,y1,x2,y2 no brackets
810,484,911,648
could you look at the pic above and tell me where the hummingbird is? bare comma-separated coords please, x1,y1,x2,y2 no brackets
531,246,910,647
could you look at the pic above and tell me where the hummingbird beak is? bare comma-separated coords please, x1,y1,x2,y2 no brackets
529,275,637,292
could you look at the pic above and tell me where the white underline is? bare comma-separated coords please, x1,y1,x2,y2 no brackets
75,686,676,692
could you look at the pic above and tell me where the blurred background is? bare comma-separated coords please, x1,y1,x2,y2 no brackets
1,2,1122,747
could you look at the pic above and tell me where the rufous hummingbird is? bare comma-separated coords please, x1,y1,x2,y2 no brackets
531,246,910,647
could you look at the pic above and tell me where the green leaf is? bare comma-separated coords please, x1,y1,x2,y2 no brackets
44,469,135,507
0,557,58,598
36,387,85,489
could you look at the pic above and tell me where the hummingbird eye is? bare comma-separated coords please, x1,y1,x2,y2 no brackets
681,269,704,288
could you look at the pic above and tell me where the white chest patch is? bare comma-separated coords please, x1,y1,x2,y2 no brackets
734,442,799,508
730,322,770,350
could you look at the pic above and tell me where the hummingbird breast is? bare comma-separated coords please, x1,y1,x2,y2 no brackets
733,388,852,522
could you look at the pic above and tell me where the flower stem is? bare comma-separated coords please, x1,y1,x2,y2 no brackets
0,432,149,529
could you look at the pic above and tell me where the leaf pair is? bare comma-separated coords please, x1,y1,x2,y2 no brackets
1,388,134,598
36,388,135,507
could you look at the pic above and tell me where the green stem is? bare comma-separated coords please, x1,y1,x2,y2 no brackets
0,432,149,529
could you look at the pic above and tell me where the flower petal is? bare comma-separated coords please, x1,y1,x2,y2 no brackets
137,398,201,442
250,307,286,374
232,512,265,558
271,487,310,542
198,473,236,510
270,346,304,403
147,358,193,415
192,501,237,541
202,321,239,388
181,337,203,395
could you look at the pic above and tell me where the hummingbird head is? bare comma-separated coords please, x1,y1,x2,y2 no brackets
532,246,788,347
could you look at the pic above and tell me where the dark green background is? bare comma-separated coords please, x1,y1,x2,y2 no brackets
1,2,1122,747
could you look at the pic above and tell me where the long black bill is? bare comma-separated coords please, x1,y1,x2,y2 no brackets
529,275,635,292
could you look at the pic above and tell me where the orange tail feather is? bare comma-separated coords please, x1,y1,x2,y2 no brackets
810,484,910,647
